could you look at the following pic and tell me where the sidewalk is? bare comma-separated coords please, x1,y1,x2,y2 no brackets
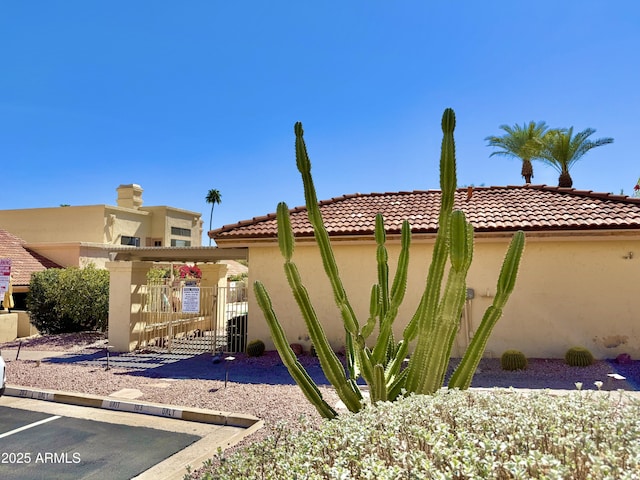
2,348,68,362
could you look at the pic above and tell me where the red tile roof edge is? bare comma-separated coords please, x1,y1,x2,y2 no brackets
211,184,640,239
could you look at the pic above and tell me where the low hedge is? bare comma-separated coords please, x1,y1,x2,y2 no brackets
190,389,640,479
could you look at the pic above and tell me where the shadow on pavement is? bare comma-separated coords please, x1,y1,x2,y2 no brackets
44,350,332,386
43,351,640,391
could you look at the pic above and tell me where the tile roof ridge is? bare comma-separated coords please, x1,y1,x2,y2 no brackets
522,184,640,203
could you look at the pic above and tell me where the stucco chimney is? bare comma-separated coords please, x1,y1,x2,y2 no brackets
116,184,143,209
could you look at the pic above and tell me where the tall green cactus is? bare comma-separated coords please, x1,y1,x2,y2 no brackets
254,108,526,419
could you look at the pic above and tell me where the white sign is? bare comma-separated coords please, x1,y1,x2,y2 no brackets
181,287,200,313
0,259,11,295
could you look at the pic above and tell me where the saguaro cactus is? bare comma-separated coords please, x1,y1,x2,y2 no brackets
254,108,525,419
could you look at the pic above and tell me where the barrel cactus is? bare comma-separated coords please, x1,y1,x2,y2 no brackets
254,108,526,419
501,350,528,371
565,346,594,367
246,339,266,357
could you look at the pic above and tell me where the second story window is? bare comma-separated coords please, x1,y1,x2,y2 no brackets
121,236,140,247
171,239,191,247
171,227,191,237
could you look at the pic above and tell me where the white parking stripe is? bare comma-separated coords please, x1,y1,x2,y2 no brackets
0,415,62,439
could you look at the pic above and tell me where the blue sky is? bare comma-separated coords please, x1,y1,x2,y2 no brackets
2,2,638,244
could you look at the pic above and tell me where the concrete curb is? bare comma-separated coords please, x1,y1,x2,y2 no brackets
5,385,261,428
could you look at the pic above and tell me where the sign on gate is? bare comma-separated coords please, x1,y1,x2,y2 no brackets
0,259,11,295
181,287,200,313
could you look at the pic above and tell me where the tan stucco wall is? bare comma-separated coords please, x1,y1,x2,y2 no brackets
0,312,18,343
246,234,640,359
0,203,203,268
23,243,113,268
0,206,110,243
0,205,201,248
142,206,203,247
17,311,38,338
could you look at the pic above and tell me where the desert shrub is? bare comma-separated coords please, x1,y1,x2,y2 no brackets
246,339,266,357
190,389,640,480
27,265,109,334
147,266,171,284
501,349,528,371
565,346,594,367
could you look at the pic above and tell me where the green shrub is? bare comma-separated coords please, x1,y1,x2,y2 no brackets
500,349,528,371
190,389,640,480
565,346,594,367
27,264,109,334
246,339,266,357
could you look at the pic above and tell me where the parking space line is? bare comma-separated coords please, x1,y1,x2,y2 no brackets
0,415,62,439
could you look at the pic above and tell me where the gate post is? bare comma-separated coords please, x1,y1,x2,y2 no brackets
200,263,229,352
106,261,154,352
199,263,228,289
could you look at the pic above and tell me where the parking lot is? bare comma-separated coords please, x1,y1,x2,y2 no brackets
0,395,257,480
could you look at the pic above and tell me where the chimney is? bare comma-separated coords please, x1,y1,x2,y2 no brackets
116,184,143,209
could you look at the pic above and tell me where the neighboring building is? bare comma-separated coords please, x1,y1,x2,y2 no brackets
0,184,204,268
211,185,640,359
0,228,61,310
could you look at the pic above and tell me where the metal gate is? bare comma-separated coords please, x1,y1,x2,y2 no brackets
137,283,248,354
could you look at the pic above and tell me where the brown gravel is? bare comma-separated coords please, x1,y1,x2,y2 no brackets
2,331,638,470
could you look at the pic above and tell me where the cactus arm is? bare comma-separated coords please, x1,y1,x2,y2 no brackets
448,230,525,390
387,366,409,401
283,262,363,412
413,213,474,393
356,344,375,386
277,202,295,261
386,338,410,381
375,214,390,319
294,122,359,337
294,122,362,379
254,280,338,419
370,364,388,404
389,220,411,309
361,284,381,340
371,220,411,365
275,202,363,411
404,110,459,392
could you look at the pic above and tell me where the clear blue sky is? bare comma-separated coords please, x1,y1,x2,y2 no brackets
2,2,638,244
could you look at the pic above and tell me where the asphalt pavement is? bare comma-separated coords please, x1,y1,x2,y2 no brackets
0,348,264,480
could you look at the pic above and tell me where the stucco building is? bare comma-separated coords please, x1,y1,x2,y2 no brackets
0,184,204,268
211,185,640,359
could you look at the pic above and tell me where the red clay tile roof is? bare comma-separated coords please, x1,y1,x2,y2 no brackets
212,185,640,241
0,229,61,286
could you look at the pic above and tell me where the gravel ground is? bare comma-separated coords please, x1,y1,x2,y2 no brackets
2,332,640,469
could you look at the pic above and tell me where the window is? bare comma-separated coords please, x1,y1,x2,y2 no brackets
121,236,140,247
171,239,191,247
171,227,191,237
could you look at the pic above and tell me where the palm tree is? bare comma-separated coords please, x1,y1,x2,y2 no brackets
485,121,550,183
538,128,614,188
205,189,222,246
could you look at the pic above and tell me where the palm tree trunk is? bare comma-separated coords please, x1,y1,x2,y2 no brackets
521,159,533,184
558,171,573,188
209,206,214,246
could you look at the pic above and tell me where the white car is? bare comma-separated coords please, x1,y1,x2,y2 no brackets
0,351,5,396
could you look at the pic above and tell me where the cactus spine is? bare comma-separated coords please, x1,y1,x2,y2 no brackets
254,108,526,418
